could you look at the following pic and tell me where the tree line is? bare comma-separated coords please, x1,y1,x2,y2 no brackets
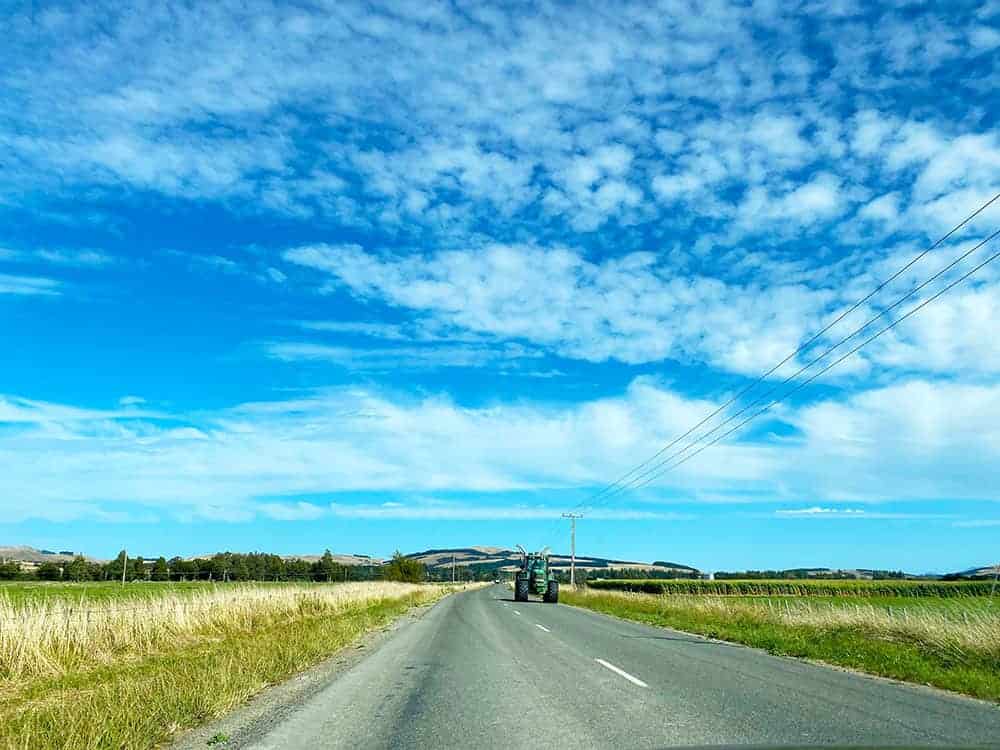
0,550,426,584
714,569,907,580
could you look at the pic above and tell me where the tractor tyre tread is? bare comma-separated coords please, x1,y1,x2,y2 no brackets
544,580,559,603
515,578,529,602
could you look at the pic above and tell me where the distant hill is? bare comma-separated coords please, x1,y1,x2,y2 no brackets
949,564,1000,579
405,546,698,575
0,546,382,568
186,552,381,566
0,545,102,563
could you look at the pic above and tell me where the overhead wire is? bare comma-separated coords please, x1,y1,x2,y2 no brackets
627,235,1000,491
576,226,1000,511
569,192,1000,511
537,191,1000,547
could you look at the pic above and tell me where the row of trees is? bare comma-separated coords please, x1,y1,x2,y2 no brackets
714,569,907,580
0,550,425,583
573,567,700,581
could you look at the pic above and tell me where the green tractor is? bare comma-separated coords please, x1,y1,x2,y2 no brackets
513,545,559,603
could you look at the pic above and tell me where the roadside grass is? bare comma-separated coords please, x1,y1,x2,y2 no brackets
562,587,1000,702
0,582,450,749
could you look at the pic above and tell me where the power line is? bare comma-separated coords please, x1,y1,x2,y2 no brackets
577,227,1000,510
534,192,1000,550
571,192,1000,511
623,236,1000,493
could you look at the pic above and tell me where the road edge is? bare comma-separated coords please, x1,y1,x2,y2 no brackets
168,589,458,749
560,600,1000,710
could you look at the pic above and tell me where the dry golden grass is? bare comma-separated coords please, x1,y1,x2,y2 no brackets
0,582,456,749
0,582,432,683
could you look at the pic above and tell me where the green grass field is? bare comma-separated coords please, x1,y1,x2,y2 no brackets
563,586,1000,702
0,581,455,749
0,580,225,605
586,578,997,597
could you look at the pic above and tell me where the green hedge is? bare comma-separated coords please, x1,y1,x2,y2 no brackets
586,578,996,597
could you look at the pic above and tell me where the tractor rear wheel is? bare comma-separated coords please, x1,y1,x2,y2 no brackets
515,578,529,602
544,580,559,603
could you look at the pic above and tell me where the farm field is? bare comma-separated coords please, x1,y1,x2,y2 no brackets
0,581,453,749
586,578,997,597
0,579,229,605
562,585,1000,702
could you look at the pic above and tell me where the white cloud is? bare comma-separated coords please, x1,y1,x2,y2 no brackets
0,273,61,296
862,276,1000,376
968,25,1000,51
326,501,691,521
34,249,113,266
2,0,999,529
297,321,409,340
651,172,705,202
0,395,156,423
0,379,742,521
739,173,846,226
786,379,1000,502
264,267,287,283
851,110,893,157
283,233,1000,380
912,134,1000,201
747,113,810,164
2,375,1000,523
775,506,950,520
858,192,901,223
283,242,834,375
266,341,540,370
258,502,325,521
3,0,994,249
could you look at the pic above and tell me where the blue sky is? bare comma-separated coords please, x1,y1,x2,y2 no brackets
2,0,999,571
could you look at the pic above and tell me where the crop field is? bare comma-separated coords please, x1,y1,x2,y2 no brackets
0,580,226,605
0,581,452,749
563,585,1000,701
586,578,997,597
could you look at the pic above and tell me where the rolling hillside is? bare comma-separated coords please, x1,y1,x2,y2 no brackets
405,546,698,575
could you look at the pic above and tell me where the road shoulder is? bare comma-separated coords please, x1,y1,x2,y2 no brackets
559,599,1000,710
169,595,447,749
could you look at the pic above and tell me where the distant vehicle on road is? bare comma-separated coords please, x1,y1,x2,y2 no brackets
513,545,558,603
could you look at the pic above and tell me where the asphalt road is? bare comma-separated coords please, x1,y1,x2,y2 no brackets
239,584,1000,749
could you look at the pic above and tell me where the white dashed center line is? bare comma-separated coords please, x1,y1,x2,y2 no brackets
594,658,648,688
535,623,550,632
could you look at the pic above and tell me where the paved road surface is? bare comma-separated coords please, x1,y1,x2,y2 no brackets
240,584,1000,749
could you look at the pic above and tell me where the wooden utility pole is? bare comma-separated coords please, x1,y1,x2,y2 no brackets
561,513,583,586
121,549,127,586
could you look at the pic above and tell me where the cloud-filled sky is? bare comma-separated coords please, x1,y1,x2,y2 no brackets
2,0,999,570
